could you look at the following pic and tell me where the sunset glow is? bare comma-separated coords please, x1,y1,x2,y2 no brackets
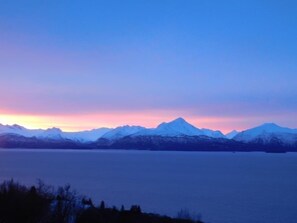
1,2,297,223
1,112,241,133
1,110,294,134
0,1,296,133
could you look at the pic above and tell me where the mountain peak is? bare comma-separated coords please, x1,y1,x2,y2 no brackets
234,122,297,144
171,117,187,123
254,123,290,132
153,117,203,136
245,122,293,134
260,123,280,128
158,117,190,128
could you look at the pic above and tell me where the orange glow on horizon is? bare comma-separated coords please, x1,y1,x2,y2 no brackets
0,111,247,133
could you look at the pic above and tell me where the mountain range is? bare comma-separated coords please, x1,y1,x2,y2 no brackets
1,118,297,152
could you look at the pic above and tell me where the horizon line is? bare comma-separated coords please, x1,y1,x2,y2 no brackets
1,116,295,134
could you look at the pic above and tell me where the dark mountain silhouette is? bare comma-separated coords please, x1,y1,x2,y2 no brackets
1,132,296,152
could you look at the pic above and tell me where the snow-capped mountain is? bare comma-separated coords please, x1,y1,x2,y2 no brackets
134,118,203,137
0,124,67,139
233,123,297,145
0,124,43,137
38,127,112,142
1,120,297,151
155,117,204,136
200,128,225,138
38,127,63,139
134,118,225,138
0,124,112,142
63,128,111,142
225,130,239,139
101,125,146,140
0,118,226,142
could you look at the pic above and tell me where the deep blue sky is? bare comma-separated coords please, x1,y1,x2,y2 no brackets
0,0,296,132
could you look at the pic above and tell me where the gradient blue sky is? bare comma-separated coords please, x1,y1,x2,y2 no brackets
0,0,296,132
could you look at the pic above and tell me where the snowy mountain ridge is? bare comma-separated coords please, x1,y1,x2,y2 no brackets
1,119,296,145
132,117,225,138
101,125,146,140
234,123,297,145
0,124,111,142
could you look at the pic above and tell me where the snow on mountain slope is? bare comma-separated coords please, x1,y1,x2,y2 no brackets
234,123,297,144
38,127,63,139
153,117,203,136
0,124,43,137
201,128,225,138
133,117,204,137
0,118,234,141
101,125,146,140
0,124,66,139
225,130,239,139
2,121,296,144
0,124,112,142
63,128,112,142
133,117,225,138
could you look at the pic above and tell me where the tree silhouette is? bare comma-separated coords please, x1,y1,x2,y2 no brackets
0,180,203,223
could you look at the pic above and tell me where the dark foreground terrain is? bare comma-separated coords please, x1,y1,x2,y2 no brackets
1,133,296,153
0,180,203,223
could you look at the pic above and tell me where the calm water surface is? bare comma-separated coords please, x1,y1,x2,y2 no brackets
0,149,297,223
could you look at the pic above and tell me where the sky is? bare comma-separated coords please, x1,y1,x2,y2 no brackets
0,0,296,133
